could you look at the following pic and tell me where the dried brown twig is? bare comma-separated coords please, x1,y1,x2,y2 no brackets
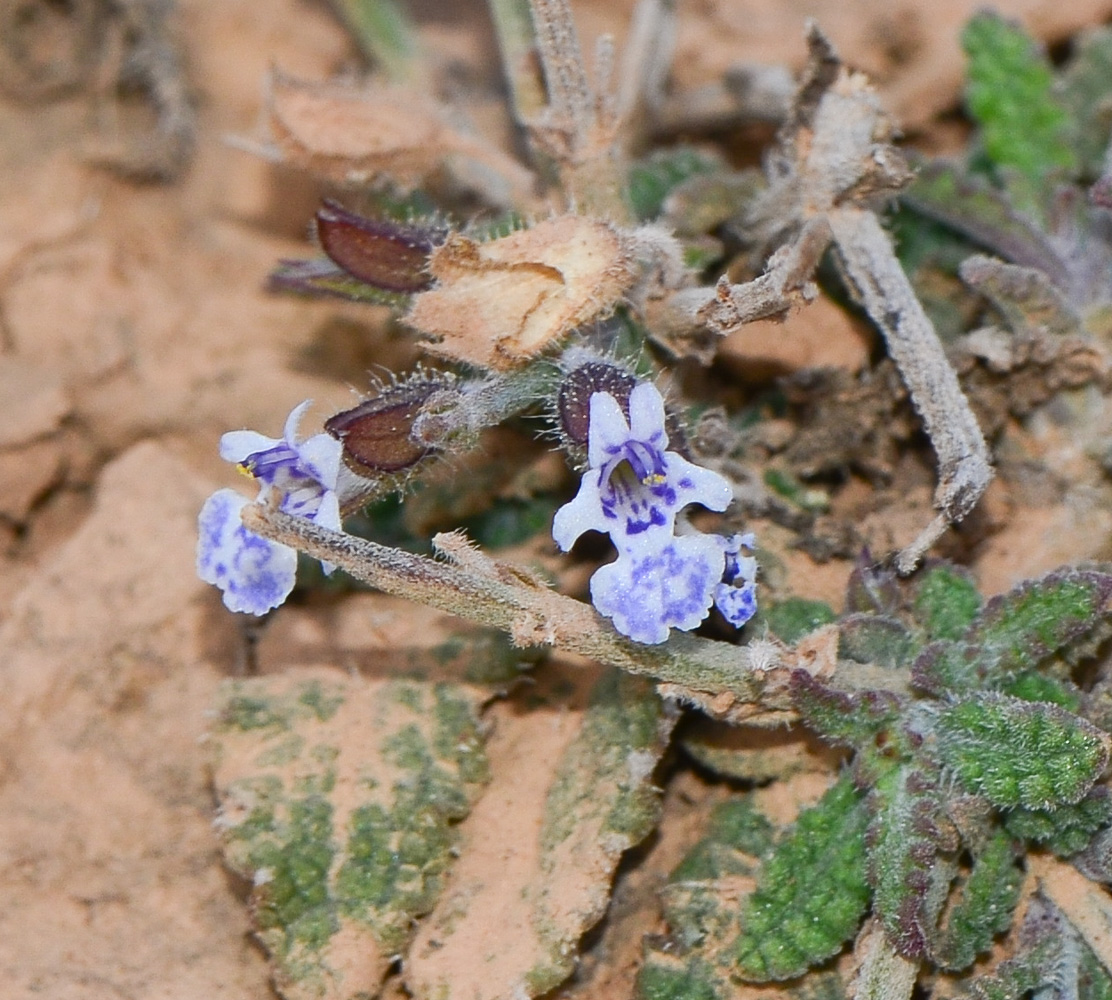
651,24,993,572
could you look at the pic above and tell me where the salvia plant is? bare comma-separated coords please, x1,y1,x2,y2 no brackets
199,3,1112,1000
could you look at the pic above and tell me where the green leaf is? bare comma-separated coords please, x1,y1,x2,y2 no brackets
735,774,871,981
962,11,1077,213
901,161,1071,290
932,831,1022,970
627,147,721,222
211,673,489,998
998,671,1081,710
868,766,951,958
636,959,723,1000
913,568,1112,694
956,937,1057,1000
790,671,904,752
766,597,837,644
1004,789,1112,856
934,693,1110,810
670,798,776,883
838,614,915,668
969,569,1112,672
913,563,983,642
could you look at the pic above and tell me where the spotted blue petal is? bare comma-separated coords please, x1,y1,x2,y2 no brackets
197,401,344,615
553,381,757,644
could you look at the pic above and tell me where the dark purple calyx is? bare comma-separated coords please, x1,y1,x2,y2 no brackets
557,361,638,447
316,200,447,293
325,378,448,476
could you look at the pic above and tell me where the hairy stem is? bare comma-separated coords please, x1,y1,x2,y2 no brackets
242,503,790,710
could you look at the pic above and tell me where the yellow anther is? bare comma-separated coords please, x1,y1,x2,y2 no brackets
642,473,666,486
236,462,257,479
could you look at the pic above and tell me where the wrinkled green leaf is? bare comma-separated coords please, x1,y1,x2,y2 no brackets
913,568,1112,694
211,671,489,1000
868,766,951,958
735,774,871,981
934,693,1109,810
932,831,1021,970
962,11,1077,213
913,563,983,643
1004,789,1112,856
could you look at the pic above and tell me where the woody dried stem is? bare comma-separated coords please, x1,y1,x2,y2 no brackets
650,24,993,572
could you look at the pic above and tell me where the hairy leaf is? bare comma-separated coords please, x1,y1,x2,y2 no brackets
211,670,489,1000
901,162,1071,289
970,569,1112,672
1004,789,1112,856
913,563,983,642
790,671,904,752
932,831,1022,970
766,597,837,644
934,693,1110,810
962,11,1077,213
735,774,871,981
914,568,1112,693
868,766,951,958
838,614,915,667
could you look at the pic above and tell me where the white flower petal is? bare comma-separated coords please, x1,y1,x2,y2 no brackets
587,390,632,467
219,430,280,464
552,475,609,551
282,399,314,442
627,382,668,444
663,453,733,512
296,431,343,490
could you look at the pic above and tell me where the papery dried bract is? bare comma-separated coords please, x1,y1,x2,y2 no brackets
266,71,532,197
406,216,637,369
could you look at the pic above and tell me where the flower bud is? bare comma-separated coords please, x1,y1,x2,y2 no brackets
325,375,452,477
315,200,447,293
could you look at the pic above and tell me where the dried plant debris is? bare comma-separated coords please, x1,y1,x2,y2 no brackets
263,71,533,203
651,25,993,571
406,215,637,369
210,669,490,1000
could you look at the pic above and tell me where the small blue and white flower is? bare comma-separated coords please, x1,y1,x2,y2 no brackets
716,532,759,628
553,382,758,644
197,401,343,615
